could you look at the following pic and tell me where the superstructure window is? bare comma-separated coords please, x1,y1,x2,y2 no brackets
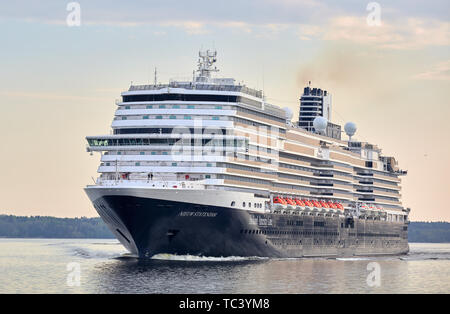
114,127,228,135
123,94,238,103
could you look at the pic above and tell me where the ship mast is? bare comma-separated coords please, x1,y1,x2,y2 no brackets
195,50,219,83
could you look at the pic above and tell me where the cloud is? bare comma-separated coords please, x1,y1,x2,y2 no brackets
412,60,450,80
298,16,450,50
298,24,323,40
217,21,253,34
161,21,208,35
0,1,449,46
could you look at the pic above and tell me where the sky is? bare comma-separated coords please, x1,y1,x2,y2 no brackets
0,0,448,221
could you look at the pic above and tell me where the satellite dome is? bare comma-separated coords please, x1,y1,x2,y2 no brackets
283,107,293,121
344,122,357,137
313,116,328,133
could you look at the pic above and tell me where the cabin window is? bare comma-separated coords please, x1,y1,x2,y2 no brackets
143,115,149,119
146,105,153,109
159,105,166,108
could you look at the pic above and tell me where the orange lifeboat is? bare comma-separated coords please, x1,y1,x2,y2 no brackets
273,196,287,210
312,200,321,208
301,199,312,212
327,201,337,209
294,199,305,209
320,200,329,208
283,197,295,210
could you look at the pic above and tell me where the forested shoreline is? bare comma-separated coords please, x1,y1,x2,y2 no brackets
0,215,449,242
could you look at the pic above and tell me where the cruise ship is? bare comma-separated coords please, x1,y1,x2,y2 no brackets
85,50,410,258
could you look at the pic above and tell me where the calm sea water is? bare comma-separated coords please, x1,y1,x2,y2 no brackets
0,239,448,294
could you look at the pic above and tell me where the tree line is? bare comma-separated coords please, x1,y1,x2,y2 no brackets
0,215,114,238
0,215,449,242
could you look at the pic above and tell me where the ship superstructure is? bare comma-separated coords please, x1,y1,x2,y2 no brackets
85,51,409,258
